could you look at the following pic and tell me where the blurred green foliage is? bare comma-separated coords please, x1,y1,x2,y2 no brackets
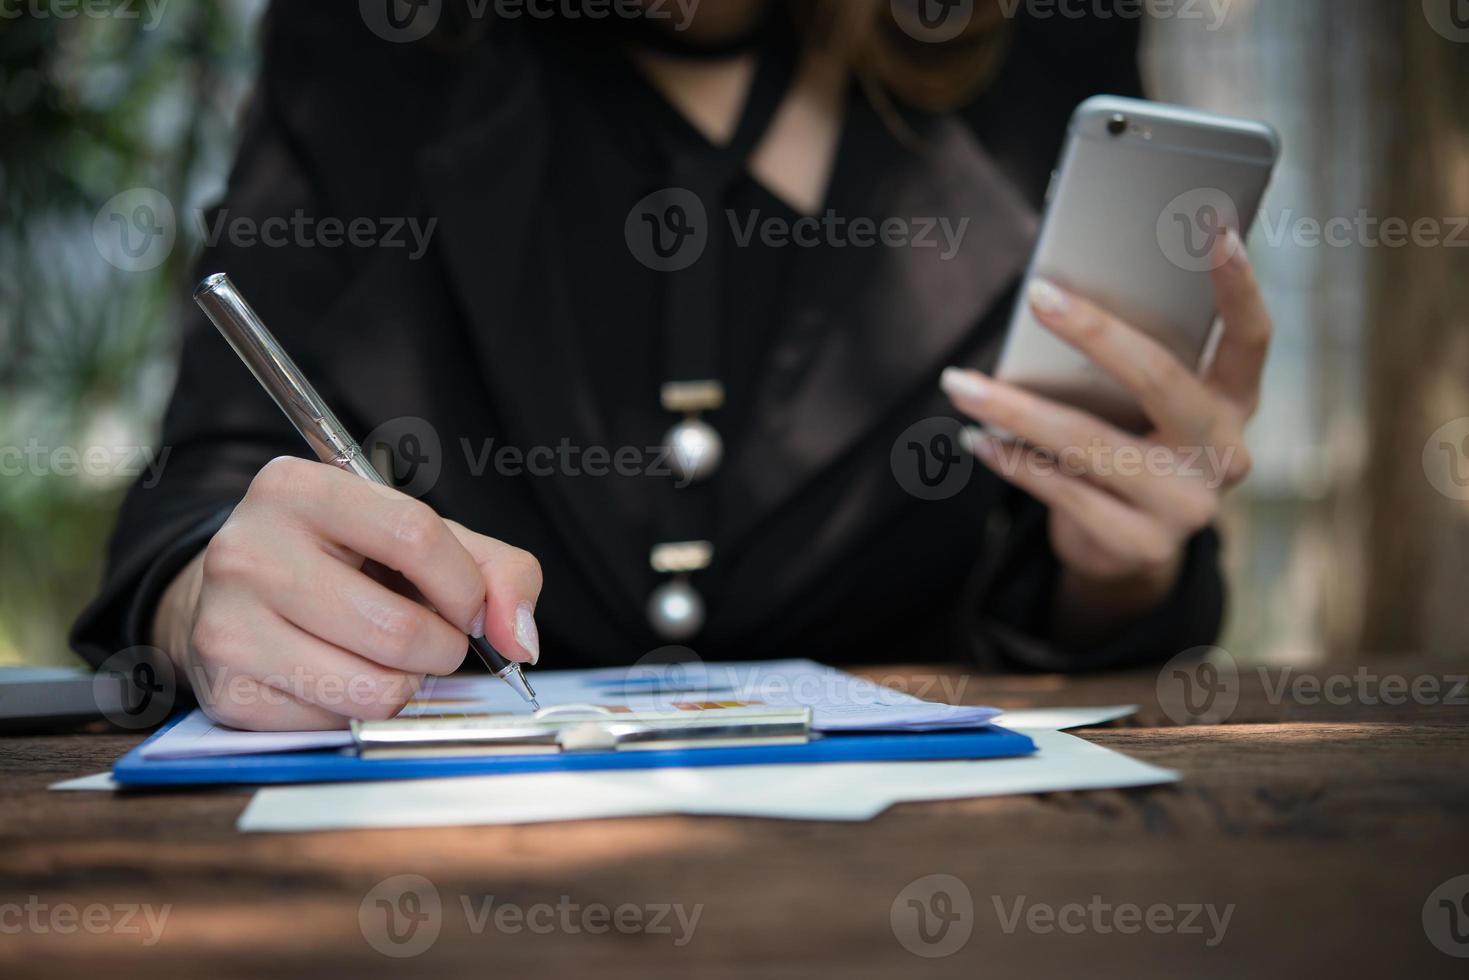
1,1,261,664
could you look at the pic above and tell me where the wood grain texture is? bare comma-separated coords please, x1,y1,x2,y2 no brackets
3,660,1468,979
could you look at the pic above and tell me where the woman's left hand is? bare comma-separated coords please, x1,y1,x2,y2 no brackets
940,229,1272,626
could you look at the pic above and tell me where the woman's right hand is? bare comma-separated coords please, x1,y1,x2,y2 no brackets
150,456,543,731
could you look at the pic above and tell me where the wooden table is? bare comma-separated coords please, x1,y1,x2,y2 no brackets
3,659,1468,979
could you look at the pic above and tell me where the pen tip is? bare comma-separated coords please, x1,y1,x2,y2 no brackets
194,272,229,299
530,700,542,712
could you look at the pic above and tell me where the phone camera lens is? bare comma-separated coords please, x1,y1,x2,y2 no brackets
1107,113,1127,136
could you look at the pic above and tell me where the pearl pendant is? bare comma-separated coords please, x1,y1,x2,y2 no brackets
665,417,723,484
647,578,706,641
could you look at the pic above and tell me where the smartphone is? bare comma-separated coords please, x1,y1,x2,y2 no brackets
994,96,1280,432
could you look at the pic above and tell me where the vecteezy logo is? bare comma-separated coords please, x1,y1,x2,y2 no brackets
94,646,177,730
621,646,710,709
359,874,443,958
624,187,709,272
93,188,177,273
363,415,443,499
890,417,975,501
1156,646,1240,725
1423,0,1469,42
891,874,973,958
1423,875,1469,957
1423,418,1469,501
890,0,975,44
360,0,442,43
1156,188,1242,273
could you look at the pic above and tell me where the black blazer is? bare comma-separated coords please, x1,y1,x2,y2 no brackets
72,6,1223,672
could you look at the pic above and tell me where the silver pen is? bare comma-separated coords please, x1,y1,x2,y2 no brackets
193,273,539,709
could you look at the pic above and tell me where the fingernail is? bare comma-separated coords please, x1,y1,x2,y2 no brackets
1222,228,1246,267
515,602,540,665
1028,278,1071,317
469,603,486,639
940,366,988,402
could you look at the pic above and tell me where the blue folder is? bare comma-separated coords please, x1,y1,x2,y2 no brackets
111,713,1036,787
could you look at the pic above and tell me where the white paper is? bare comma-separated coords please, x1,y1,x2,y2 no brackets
236,729,1178,832
240,771,674,829
141,660,1000,760
844,728,1177,806
400,660,1001,732
138,708,354,760
991,705,1138,731
49,772,120,792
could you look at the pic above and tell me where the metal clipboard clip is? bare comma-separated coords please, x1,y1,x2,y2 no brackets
351,705,813,759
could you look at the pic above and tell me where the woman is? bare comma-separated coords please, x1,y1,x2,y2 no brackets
73,0,1271,731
